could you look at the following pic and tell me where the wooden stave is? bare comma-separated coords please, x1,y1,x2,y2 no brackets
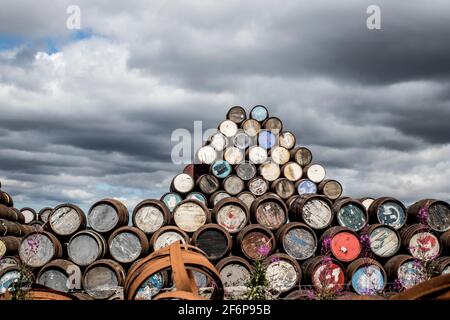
0,236,22,257
288,195,333,230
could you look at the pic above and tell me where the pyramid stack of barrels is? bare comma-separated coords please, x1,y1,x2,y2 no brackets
1,105,450,300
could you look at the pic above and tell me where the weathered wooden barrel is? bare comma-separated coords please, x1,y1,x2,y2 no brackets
108,226,149,264
251,195,288,230
208,132,229,152
197,145,217,165
270,146,290,165
29,220,43,231
259,161,281,182
0,205,24,223
258,130,277,149
48,203,86,238
233,131,252,150
368,197,407,230
227,106,247,124
407,199,450,232
0,219,34,237
366,224,401,258
264,253,301,293
37,259,81,293
271,178,295,199
248,146,268,164
237,224,276,260
400,224,441,260
0,236,21,257
38,207,52,224
19,231,63,268
191,224,232,261
68,230,107,266
160,192,182,212
213,198,249,234
290,147,312,167
236,192,256,210
288,195,333,230
286,195,300,208
248,176,269,196
276,223,317,261
224,147,244,165
303,164,326,183
216,256,253,300
360,197,375,211
20,207,36,224
172,199,211,233
83,259,126,299
318,179,343,200
301,256,345,293
88,199,129,234
241,119,261,137
262,117,283,135
211,160,232,179
170,173,195,194
186,192,208,205
281,162,303,182
0,191,14,208
278,131,296,150
295,179,318,195
0,256,20,271
250,105,269,122
320,227,362,263
0,265,34,295
434,256,450,275
441,229,450,254
132,199,170,235
332,198,368,232
235,162,257,181
384,255,427,290
210,191,231,206
196,174,220,195
346,258,387,295
149,226,190,251
223,175,245,196
219,119,238,138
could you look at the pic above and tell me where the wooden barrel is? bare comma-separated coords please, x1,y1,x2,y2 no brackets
68,230,107,266
360,197,375,211
211,160,232,179
210,191,231,206
48,203,86,237
37,259,81,293
318,180,343,200
400,224,441,260
30,220,45,231
88,199,129,234
219,120,238,138
132,199,170,234
368,197,407,230
258,130,277,149
281,162,303,182
237,224,276,260
242,119,261,137
248,176,269,196
264,253,301,293
83,259,126,299
172,200,211,233
259,161,280,182
346,258,387,295
251,194,288,230
197,145,217,165
236,192,256,210
216,256,253,300
38,207,52,223
196,174,220,195
208,132,229,152
320,227,362,263
271,178,295,199
149,226,190,251
288,195,333,230
233,131,252,150
248,146,268,164
160,192,182,212
290,147,312,167
303,164,326,183
186,192,208,205
366,224,401,258
270,146,290,165
0,191,14,208
0,219,34,237
434,256,450,275
224,147,244,165
213,198,249,234
19,231,63,268
250,105,269,122
441,229,450,254
278,131,296,150
0,236,21,257
222,175,245,196
0,256,20,271
384,255,427,289
170,173,195,194
276,223,317,261
295,179,318,195
20,207,36,224
227,106,247,124
333,198,368,232
191,224,232,261
235,162,257,181
108,226,149,264
0,265,34,295
408,199,450,232
0,205,24,223
262,117,283,135
301,256,345,293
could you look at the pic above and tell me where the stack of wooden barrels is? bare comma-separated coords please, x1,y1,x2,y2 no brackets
1,106,450,301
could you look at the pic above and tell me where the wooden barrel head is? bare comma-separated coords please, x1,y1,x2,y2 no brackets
248,177,269,196
20,208,36,224
319,180,343,200
312,262,345,292
223,175,245,196
208,132,228,151
227,106,247,124
253,200,287,230
272,178,295,199
215,202,248,233
330,232,361,262
361,198,375,210
302,198,332,229
271,147,290,165
351,264,385,295
133,201,168,234
68,232,104,266
110,232,145,264
173,201,209,233
377,201,407,230
49,204,84,236
192,225,231,260
291,147,312,167
236,192,256,210
211,160,232,178
153,231,188,251
240,230,274,260
397,260,426,289
282,226,317,260
38,269,70,293
428,201,450,232
278,132,296,150
242,119,261,137
263,117,283,135
369,226,400,258
218,263,251,300
258,130,277,149
88,203,120,233
236,162,257,181
84,266,119,299
408,232,440,260
250,105,268,122
197,174,220,195
224,147,244,165
233,132,251,149
259,162,280,182
296,179,317,195
265,256,300,293
336,203,368,232
248,146,268,164
211,191,231,206
197,146,217,164
19,233,57,268
171,173,194,194
39,208,52,223
161,192,182,212
282,162,303,182
219,120,238,138
135,272,167,300
0,268,21,294
305,164,326,183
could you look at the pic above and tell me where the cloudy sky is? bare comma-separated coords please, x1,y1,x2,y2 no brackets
0,0,449,212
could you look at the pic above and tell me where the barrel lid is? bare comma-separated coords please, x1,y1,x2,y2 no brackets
330,232,361,262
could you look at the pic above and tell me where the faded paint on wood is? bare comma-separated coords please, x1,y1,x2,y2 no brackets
297,180,317,195
193,270,214,298
224,147,244,165
220,264,250,299
331,232,361,262
233,132,251,149
219,120,238,138
265,260,298,292
89,204,118,233
172,174,194,193
198,175,220,195
273,179,295,199
68,234,101,266
154,231,187,250
292,147,312,167
40,209,52,223
337,204,367,232
37,269,69,293
283,163,302,182
21,210,35,224
217,204,247,233
211,192,231,206
197,146,217,164
259,162,280,182
271,147,290,165
408,232,440,260
242,119,261,137
134,205,165,233
84,266,119,299
377,202,406,230
351,265,385,295
223,176,244,195
369,227,400,257
135,272,165,300
428,203,450,232
161,193,182,212
236,163,257,181
248,146,268,164
110,232,142,263
398,261,426,289
227,106,246,124
211,160,232,178
242,231,273,259
0,270,20,294
248,178,268,196
173,202,207,232
362,198,375,210
312,263,345,292
250,105,268,122
50,206,81,235
255,202,286,230
209,133,228,151
19,233,54,267
278,132,296,150
306,164,326,183
302,199,332,229
186,192,208,205
322,181,342,200
282,228,316,260
237,193,255,210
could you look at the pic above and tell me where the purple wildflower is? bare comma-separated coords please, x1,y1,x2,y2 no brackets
306,289,316,300
321,255,332,265
393,278,404,292
418,207,429,226
257,244,270,257
270,257,281,263
321,236,332,256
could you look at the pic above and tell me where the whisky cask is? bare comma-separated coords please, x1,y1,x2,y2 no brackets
237,224,276,260
251,194,288,230
407,199,450,232
241,119,261,137
236,192,256,210
0,205,24,223
259,161,280,182
318,179,343,200
82,259,126,299
196,174,220,195
262,117,283,135
333,198,368,232
366,224,400,258
0,236,21,257
37,259,81,293
270,146,290,165
207,132,228,152
223,175,245,196
248,146,268,164
216,256,253,300
264,253,301,293
248,176,269,196
233,131,252,149
278,131,296,150
295,179,318,195
191,224,232,261
289,195,333,230
38,207,53,223
197,145,217,165
360,197,375,210
346,258,387,295
303,164,326,183
211,160,232,179
0,191,14,208
250,105,269,122
400,224,441,260
213,198,249,234
235,162,257,181
210,191,231,206
258,130,277,149
48,203,86,237
20,207,36,224
271,178,295,199
19,231,63,268
276,223,317,261
290,147,312,167
68,230,107,266
160,192,182,213
172,200,211,233
149,226,190,251
281,162,303,182
186,192,208,206
88,199,129,234
226,106,247,124
108,226,149,264
320,227,361,263
0,219,34,237
301,256,345,293
170,173,195,194
384,255,426,289
219,120,239,138
132,199,170,234
368,197,407,230
224,147,244,165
